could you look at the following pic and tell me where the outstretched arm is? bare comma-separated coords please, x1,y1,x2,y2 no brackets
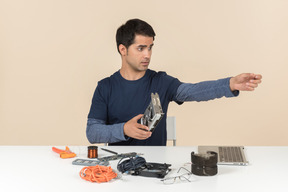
175,78,238,102
175,73,262,103
230,73,262,91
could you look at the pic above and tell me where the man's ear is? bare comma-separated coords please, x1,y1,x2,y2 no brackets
119,44,127,56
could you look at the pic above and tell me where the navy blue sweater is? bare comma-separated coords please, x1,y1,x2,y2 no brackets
87,69,238,146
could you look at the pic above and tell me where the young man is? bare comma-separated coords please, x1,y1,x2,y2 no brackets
86,19,262,146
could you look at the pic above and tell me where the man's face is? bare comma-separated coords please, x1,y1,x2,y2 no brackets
122,35,154,72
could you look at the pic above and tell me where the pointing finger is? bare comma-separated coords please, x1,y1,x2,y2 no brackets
254,74,262,80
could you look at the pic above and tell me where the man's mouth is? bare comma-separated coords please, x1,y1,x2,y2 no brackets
141,61,150,65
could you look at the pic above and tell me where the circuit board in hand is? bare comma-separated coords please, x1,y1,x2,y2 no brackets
141,93,164,132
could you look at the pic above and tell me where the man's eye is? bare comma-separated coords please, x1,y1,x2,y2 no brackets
138,48,143,51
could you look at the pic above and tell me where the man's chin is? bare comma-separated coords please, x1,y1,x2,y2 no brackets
139,65,149,71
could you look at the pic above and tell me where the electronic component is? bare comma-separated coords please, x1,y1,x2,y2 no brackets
191,151,218,176
117,156,171,178
117,156,146,173
72,158,109,166
88,146,98,158
133,162,171,178
141,93,164,132
97,152,139,162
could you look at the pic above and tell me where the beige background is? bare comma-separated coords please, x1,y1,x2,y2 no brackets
1,0,287,146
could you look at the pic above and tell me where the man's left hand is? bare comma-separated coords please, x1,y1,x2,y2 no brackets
230,73,262,91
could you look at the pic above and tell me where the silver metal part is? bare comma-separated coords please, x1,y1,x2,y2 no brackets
97,152,139,162
141,93,164,132
72,158,109,166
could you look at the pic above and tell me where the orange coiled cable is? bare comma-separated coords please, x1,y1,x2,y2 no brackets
79,165,117,183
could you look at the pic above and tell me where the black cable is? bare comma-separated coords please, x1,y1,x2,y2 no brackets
117,156,146,173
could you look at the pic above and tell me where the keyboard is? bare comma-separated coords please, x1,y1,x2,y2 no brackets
219,146,244,162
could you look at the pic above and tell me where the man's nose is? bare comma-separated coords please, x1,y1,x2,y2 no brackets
143,50,151,59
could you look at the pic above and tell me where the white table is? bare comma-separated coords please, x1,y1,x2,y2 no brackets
0,146,287,192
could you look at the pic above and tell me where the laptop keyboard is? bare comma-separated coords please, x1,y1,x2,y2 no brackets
219,146,244,162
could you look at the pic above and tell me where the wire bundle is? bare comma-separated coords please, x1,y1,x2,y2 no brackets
117,156,146,173
79,165,117,183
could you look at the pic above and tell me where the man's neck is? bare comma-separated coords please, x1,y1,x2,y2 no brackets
119,67,146,81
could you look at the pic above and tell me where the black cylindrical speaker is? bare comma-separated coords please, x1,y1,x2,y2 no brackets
191,151,218,176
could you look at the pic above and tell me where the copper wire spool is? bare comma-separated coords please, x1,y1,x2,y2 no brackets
88,146,98,158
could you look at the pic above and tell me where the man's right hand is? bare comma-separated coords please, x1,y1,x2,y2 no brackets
123,114,152,140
